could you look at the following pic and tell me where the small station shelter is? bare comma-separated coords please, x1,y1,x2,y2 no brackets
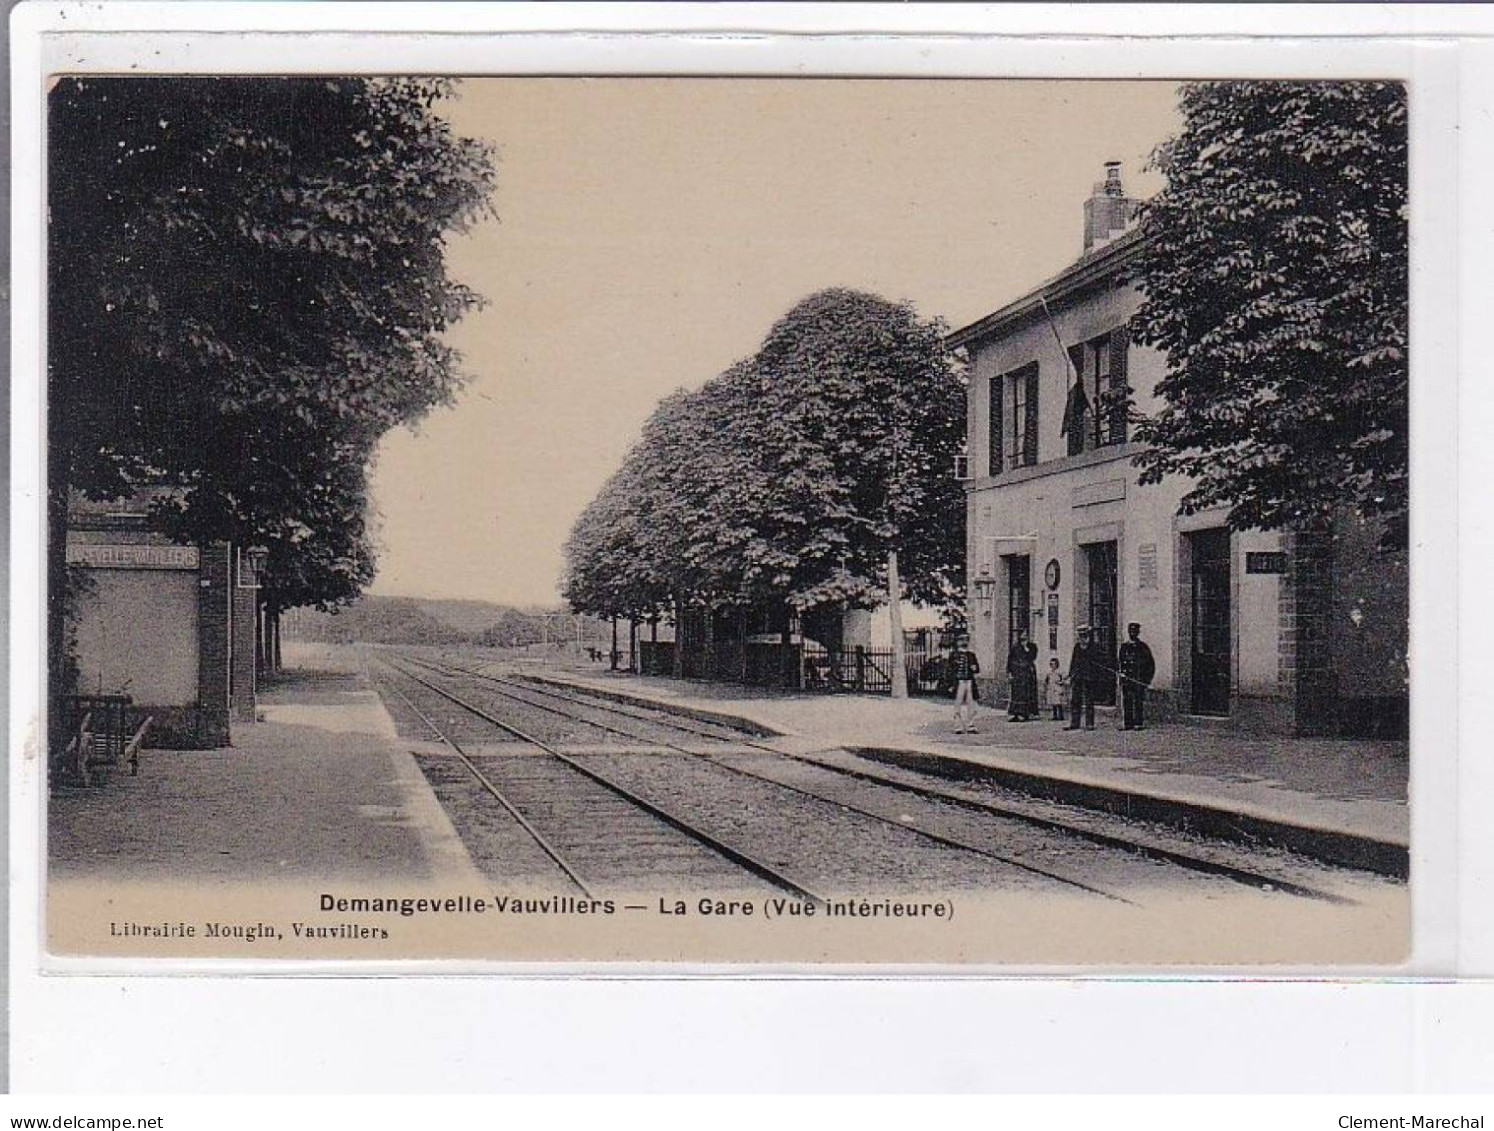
64,489,261,751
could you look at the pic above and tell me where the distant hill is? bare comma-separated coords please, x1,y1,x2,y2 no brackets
282,594,608,648
407,598,523,634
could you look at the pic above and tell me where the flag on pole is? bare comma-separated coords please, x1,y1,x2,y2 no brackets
1040,291,1089,437
1060,381,1091,438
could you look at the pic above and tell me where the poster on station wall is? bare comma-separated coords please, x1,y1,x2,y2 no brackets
26,47,1427,974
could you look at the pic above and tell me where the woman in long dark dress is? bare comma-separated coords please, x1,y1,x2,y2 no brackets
1006,632,1040,721
1022,639,1041,719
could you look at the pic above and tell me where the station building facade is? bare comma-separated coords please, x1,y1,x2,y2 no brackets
64,489,261,750
950,168,1408,736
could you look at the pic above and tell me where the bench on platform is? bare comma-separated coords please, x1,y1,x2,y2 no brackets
58,695,152,785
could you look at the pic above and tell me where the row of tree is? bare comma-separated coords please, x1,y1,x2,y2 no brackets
49,77,495,723
562,288,967,695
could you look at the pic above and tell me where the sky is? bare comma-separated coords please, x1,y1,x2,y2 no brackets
366,79,1181,608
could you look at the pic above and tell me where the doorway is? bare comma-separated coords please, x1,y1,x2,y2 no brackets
1083,540,1118,706
1189,528,1232,715
1004,554,1031,657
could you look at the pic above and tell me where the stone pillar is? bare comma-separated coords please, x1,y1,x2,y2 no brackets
196,543,233,746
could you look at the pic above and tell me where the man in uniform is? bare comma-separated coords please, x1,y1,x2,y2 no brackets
1066,625,1102,731
950,633,981,734
1117,621,1156,731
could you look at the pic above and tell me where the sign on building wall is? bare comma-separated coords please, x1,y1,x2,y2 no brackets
1071,478,1127,509
66,543,200,570
1246,551,1289,575
1137,542,1159,592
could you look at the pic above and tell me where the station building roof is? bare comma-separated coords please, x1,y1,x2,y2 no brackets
945,225,1148,353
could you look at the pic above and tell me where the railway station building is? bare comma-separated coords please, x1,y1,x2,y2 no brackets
949,165,1408,736
63,488,262,753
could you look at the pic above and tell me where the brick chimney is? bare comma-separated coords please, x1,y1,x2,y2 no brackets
1083,161,1138,252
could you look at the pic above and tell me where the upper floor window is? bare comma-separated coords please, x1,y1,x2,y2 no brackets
989,362,1039,476
1063,329,1130,456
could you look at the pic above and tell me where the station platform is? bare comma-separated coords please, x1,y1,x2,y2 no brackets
47,653,482,886
515,663,1410,877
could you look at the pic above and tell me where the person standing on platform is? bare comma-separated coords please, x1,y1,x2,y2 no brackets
1117,621,1156,731
1066,625,1102,731
950,633,981,734
1005,631,1040,722
1042,657,1068,722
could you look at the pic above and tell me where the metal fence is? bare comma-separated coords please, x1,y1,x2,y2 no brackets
801,643,896,694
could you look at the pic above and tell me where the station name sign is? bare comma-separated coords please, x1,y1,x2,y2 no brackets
1245,551,1289,575
66,543,200,570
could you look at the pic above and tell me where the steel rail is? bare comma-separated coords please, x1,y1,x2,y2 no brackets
446,660,1352,904
405,654,735,751
374,662,597,900
387,658,829,905
406,654,1129,902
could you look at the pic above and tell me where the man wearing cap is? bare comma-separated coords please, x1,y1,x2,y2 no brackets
949,633,981,734
1066,625,1103,731
1117,621,1157,731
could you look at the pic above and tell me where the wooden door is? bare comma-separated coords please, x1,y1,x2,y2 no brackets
1189,528,1232,716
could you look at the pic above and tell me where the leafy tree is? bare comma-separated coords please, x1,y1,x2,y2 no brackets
743,290,966,695
638,365,769,610
563,365,769,623
1129,81,1408,548
48,76,495,713
561,458,657,621
745,290,966,616
151,419,380,672
152,421,379,613
562,289,966,696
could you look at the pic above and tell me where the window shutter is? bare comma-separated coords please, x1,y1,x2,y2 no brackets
1109,327,1129,444
988,373,1003,476
1023,363,1040,467
1066,344,1087,456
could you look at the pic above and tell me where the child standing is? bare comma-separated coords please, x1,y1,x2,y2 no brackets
1042,657,1069,722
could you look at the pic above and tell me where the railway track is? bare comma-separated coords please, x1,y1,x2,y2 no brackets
389,652,1353,905
375,672,597,896
377,657,826,902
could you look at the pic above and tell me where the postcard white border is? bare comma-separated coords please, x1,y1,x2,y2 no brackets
10,2,1491,1092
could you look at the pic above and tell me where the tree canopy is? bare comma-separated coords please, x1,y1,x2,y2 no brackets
1129,81,1408,548
49,75,496,616
562,289,966,622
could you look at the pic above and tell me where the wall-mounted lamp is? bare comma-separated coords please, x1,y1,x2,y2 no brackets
953,445,972,482
972,566,998,618
241,545,270,589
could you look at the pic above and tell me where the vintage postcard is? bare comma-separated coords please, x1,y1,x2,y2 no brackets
37,70,1414,967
